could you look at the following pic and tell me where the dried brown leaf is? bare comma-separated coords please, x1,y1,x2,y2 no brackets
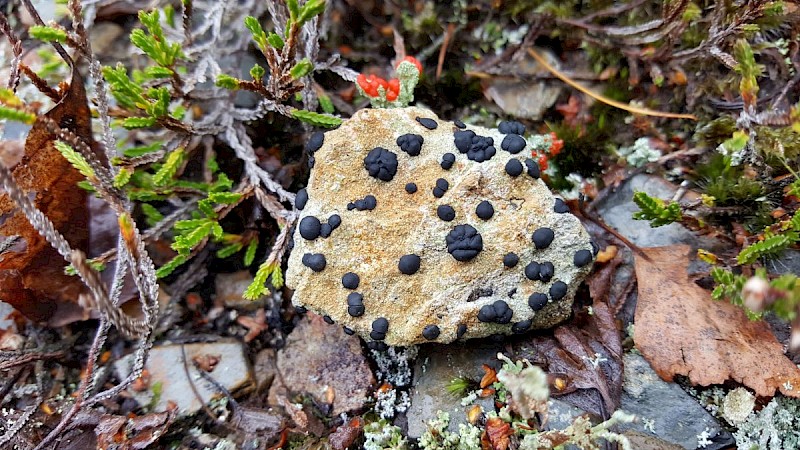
329,417,363,450
634,245,800,397
0,68,92,325
483,417,513,450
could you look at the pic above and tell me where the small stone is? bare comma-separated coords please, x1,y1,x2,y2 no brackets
505,159,523,177
416,117,438,129
437,205,456,222
306,131,325,154
549,281,568,301
498,120,525,135
323,315,334,324
554,198,569,213
446,224,483,261
453,119,466,129
525,158,540,178
503,252,519,268
319,223,332,238
364,147,398,181
501,134,526,154
405,182,418,194
398,254,421,275
342,272,360,289
525,261,541,280
422,325,441,340
475,201,494,220
301,253,327,272
539,261,555,282
574,249,593,267
528,293,548,311
532,227,555,249
299,216,322,240
441,153,456,170
397,134,424,156
295,188,309,210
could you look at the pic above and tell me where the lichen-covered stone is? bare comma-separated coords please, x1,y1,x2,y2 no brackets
286,107,593,345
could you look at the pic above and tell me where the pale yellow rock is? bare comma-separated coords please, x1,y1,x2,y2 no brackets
286,107,593,345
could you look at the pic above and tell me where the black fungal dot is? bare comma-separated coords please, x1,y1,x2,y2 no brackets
422,325,441,340
549,281,568,301
505,159,523,177
343,327,355,335
328,214,342,230
441,153,456,170
323,315,334,324
503,252,519,268
524,261,541,281
416,117,438,129
453,130,496,162
308,156,315,169
398,254,421,275
347,292,365,317
591,241,600,255
493,300,513,324
437,205,456,222
368,341,388,351
508,288,517,298
528,293,548,311
370,318,389,340
532,228,555,249
454,119,466,129
539,261,555,283
554,198,569,213
498,120,525,135
524,158,541,179
446,224,483,261
512,319,532,334
476,201,494,220
319,223,332,238
457,324,467,338
342,272,360,289
478,300,512,324
348,194,378,211
433,178,449,198
396,134,424,156
306,131,324,154
405,182,418,194
501,134,526,154
299,216,321,240
364,147,398,181
295,188,308,210
574,250,593,267
301,253,326,272
295,305,307,314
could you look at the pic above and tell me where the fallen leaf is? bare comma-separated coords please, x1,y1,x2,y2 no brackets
513,301,623,419
0,67,93,325
482,416,513,450
634,245,800,397
95,405,177,450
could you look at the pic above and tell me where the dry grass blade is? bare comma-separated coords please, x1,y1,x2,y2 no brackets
526,48,697,121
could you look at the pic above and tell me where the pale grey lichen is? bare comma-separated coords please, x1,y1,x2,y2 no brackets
733,395,800,450
417,411,481,450
518,410,635,450
364,420,409,450
720,387,755,426
496,353,548,420
618,138,661,167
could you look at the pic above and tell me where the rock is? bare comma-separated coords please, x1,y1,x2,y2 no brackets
113,339,254,417
406,342,501,438
253,348,278,391
484,49,563,120
268,314,375,415
617,353,733,449
215,271,266,310
286,107,594,346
